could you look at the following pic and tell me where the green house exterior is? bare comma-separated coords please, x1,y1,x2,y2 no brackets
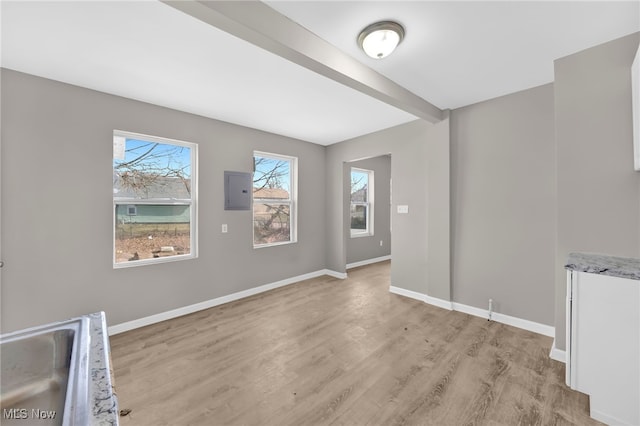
115,204,190,224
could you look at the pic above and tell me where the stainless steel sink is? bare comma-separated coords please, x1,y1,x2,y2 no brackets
1,317,90,425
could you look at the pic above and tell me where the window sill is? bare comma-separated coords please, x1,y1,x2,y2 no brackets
350,232,373,239
253,240,297,249
113,253,196,269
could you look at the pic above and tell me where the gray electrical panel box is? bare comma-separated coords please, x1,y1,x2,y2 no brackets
224,171,252,210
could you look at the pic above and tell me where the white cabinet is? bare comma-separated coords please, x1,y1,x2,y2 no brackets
566,270,640,425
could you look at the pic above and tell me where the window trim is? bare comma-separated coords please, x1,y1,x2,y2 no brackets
252,151,298,248
113,130,198,268
350,167,374,238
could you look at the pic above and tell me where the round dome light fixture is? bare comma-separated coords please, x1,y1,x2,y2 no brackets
357,21,405,59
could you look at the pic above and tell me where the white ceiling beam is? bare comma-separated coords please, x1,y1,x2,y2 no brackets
162,0,443,123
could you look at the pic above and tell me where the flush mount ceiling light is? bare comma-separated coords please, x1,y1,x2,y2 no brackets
357,21,405,59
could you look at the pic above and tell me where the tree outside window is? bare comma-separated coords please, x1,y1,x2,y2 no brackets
253,152,297,247
113,131,197,267
351,168,374,237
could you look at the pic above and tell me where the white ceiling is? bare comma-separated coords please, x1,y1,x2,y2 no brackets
2,1,639,145
268,0,640,110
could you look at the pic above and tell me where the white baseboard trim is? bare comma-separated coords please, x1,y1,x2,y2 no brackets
549,339,566,363
347,255,391,270
452,302,555,337
109,269,341,335
495,312,554,337
324,269,348,280
389,286,554,338
425,295,454,311
451,301,487,319
389,286,453,310
389,285,425,302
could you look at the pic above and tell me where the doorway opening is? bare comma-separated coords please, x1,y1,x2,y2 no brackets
345,154,392,271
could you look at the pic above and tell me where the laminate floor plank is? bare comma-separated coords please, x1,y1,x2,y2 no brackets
111,261,603,426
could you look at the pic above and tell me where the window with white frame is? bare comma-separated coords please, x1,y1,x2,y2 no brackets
350,168,374,237
253,151,297,247
113,130,197,267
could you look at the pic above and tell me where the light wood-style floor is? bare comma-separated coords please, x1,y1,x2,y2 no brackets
110,261,602,425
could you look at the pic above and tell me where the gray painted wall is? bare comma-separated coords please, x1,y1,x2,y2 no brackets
427,112,451,301
326,119,451,299
555,33,640,350
1,69,326,332
346,155,391,265
5,33,636,344
451,84,556,325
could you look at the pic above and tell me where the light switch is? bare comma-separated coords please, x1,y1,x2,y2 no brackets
222,224,228,233
397,205,409,214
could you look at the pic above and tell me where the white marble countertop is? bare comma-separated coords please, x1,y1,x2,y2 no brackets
0,312,119,425
87,312,119,425
565,252,640,281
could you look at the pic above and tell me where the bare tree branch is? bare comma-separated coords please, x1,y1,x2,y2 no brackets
253,157,288,192
115,142,191,196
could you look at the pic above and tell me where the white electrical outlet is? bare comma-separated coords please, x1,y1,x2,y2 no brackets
222,224,228,233
380,240,383,246
397,205,409,214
